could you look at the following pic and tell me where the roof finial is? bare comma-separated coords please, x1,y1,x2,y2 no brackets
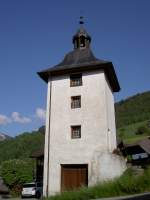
79,16,84,25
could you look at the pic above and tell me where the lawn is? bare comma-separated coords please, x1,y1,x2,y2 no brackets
117,120,149,144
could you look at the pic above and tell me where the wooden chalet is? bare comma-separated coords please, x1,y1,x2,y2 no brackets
120,137,150,166
31,148,44,182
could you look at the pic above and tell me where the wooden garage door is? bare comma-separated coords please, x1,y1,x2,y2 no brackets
61,164,88,191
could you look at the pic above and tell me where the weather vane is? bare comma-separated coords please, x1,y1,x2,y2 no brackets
79,16,84,25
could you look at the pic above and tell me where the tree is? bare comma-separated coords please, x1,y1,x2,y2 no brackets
1,159,33,195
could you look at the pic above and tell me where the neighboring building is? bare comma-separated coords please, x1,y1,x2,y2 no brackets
31,148,44,182
38,19,126,197
121,137,150,166
30,126,45,181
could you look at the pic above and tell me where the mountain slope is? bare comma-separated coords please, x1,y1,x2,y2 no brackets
115,91,150,128
0,127,45,164
0,133,12,141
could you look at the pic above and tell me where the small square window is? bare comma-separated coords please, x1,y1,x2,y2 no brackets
70,74,82,87
71,126,81,139
71,96,81,109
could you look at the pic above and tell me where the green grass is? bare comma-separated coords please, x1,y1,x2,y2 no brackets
123,134,149,144
115,91,150,128
117,120,148,137
47,168,150,200
117,120,149,144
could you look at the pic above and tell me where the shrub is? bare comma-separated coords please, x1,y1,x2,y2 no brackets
1,158,33,195
136,126,149,135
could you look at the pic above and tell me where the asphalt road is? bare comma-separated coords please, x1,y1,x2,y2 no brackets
0,193,150,200
96,192,150,200
121,193,150,200
0,197,36,200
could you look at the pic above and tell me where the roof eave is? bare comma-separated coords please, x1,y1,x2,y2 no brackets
37,71,50,83
37,62,120,92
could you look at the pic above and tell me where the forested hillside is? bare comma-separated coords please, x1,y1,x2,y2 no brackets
115,91,150,128
0,127,45,164
115,91,150,143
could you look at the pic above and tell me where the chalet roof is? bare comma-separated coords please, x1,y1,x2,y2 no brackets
138,138,150,154
124,137,150,155
38,47,120,92
30,148,44,158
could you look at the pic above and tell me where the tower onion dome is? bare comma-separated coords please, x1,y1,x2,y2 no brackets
72,17,91,49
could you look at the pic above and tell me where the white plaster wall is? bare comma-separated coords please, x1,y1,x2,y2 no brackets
43,70,126,196
104,75,117,152
91,151,126,183
43,79,51,196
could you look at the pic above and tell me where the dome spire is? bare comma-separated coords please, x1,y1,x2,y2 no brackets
72,17,91,50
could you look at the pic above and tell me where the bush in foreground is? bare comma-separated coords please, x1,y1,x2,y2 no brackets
0,158,33,195
47,167,150,200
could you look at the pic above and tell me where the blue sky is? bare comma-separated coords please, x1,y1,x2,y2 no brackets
0,0,150,136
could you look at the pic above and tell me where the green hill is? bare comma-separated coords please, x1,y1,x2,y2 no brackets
0,127,45,164
115,91,150,128
115,91,150,143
